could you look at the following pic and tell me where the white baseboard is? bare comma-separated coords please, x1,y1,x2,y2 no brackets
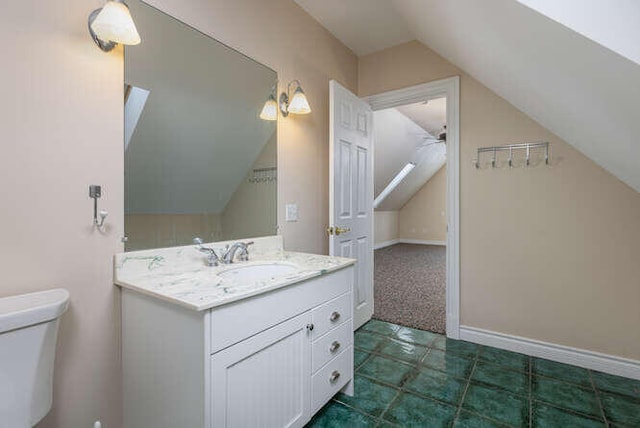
373,239,400,250
399,239,446,246
374,239,446,249
460,326,640,381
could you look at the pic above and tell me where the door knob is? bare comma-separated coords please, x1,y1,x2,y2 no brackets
335,227,350,235
327,226,351,236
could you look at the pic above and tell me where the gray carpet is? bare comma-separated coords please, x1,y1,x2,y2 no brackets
374,244,446,334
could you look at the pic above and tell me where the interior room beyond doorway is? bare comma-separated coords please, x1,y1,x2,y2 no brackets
372,97,448,334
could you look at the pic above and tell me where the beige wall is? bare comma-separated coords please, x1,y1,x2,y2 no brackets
124,213,223,250
2,1,124,427
399,165,447,242
360,41,640,360
374,211,399,245
2,0,357,426
222,134,277,241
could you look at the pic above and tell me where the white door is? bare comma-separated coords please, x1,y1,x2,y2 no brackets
211,312,312,428
329,80,374,330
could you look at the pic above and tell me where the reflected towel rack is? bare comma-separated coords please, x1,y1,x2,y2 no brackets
249,166,277,183
474,142,550,169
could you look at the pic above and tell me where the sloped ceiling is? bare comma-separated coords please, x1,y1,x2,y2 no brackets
516,0,640,66
396,98,447,137
374,103,446,211
295,0,640,193
294,0,413,56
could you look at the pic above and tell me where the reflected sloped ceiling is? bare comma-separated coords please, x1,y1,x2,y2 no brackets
125,0,276,215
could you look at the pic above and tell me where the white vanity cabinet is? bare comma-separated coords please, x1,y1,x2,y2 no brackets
121,265,354,428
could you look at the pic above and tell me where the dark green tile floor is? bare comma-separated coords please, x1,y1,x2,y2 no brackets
307,319,640,427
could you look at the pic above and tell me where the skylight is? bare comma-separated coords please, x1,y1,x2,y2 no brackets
373,162,415,209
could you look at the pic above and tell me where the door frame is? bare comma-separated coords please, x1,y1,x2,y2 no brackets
362,76,461,339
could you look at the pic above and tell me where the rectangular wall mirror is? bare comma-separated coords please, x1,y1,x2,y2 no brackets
124,0,277,251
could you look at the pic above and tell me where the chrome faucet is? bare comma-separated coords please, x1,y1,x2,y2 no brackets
193,238,254,266
222,241,254,264
193,237,221,267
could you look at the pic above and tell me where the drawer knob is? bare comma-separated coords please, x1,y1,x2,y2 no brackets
329,311,341,322
329,341,341,353
306,323,314,332
329,370,341,384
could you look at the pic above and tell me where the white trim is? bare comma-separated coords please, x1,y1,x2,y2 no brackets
399,239,446,246
460,326,640,381
373,238,445,249
373,239,400,250
364,76,461,340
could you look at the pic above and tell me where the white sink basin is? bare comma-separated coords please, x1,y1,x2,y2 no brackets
217,263,298,281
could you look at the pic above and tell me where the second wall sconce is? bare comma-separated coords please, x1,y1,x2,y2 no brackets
260,80,311,120
88,0,141,52
280,80,311,117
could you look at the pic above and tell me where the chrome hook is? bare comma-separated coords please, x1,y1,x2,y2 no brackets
89,185,108,229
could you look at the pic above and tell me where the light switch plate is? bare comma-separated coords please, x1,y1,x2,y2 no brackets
285,204,298,222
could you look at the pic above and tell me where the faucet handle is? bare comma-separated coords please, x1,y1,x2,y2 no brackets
237,241,254,262
193,237,220,266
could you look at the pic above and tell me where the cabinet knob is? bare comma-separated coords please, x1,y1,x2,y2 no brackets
329,341,341,353
329,370,341,384
329,311,341,322
306,323,314,332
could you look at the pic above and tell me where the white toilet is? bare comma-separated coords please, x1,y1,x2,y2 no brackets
0,288,70,428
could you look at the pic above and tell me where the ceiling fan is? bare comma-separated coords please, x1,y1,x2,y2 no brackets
418,125,447,147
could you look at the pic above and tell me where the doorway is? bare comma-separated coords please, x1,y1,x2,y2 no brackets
364,76,460,339
372,96,448,333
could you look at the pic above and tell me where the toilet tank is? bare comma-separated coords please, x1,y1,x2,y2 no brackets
0,288,70,428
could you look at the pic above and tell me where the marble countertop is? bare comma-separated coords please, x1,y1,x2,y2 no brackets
113,236,356,311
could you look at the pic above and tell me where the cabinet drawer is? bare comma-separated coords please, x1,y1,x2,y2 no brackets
311,346,353,414
311,292,351,339
210,267,352,354
312,319,353,373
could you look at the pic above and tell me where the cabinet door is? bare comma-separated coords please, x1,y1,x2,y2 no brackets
211,312,311,428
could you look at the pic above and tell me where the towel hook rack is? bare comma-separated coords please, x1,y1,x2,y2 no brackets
474,142,550,169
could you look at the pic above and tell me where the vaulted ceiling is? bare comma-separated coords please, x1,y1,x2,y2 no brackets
373,101,446,211
296,0,640,193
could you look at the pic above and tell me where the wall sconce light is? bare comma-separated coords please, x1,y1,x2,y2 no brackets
88,0,141,52
259,87,278,121
279,80,311,117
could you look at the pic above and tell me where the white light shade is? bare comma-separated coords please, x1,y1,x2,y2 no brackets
288,87,311,114
374,163,415,208
91,1,141,45
259,95,278,121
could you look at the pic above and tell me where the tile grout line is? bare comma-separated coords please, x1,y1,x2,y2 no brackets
452,348,480,425
528,356,533,428
352,328,406,427
355,346,472,384
376,387,403,425
363,334,454,425
588,369,610,426
376,334,422,425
